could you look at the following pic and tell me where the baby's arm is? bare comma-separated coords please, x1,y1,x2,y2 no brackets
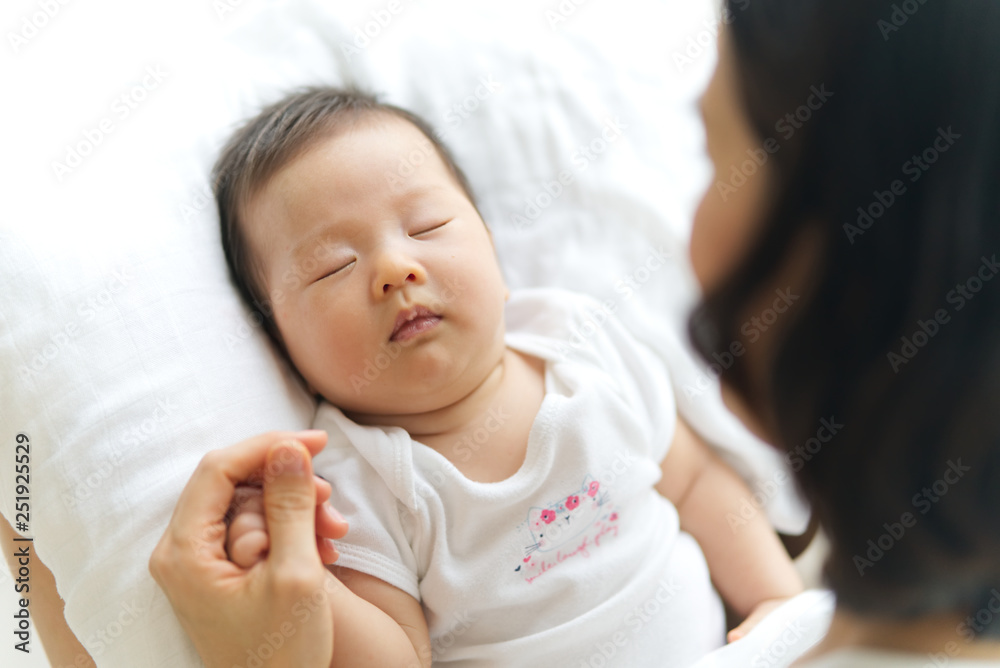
227,483,344,567
226,489,432,667
327,566,432,667
655,417,804,641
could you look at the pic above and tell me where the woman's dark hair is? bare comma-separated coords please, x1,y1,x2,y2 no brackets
212,86,478,348
689,0,1000,632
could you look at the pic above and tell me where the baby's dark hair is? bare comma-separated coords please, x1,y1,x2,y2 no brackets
212,86,478,349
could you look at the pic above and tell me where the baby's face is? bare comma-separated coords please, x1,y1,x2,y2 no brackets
246,115,508,416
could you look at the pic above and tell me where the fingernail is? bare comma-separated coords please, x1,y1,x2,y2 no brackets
271,442,305,475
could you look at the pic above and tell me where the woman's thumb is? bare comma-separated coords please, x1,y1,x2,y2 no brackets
262,440,319,566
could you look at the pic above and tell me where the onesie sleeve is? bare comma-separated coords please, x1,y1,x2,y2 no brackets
310,405,422,601
507,288,678,464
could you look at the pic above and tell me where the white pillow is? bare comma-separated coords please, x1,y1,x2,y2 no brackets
1,1,806,666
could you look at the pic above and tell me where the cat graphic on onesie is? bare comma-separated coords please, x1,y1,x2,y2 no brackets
218,88,804,668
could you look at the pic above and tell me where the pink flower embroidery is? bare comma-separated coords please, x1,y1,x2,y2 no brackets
540,509,556,524
565,495,580,510
587,481,600,497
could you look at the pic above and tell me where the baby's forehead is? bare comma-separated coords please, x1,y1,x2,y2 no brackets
243,120,462,241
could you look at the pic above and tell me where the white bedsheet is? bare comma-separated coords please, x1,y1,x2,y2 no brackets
1,1,811,666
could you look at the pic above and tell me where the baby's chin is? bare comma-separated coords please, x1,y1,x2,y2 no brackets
337,392,459,424
315,336,508,419
331,376,491,427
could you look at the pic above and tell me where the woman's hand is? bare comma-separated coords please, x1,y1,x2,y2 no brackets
727,596,794,643
149,430,348,668
226,478,345,568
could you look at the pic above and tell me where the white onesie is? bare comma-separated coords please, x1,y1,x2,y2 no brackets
312,287,726,667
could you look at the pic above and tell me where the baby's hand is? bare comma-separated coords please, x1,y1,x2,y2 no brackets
727,597,793,643
225,483,347,569
226,486,270,569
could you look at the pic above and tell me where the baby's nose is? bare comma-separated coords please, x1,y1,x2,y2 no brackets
383,272,417,293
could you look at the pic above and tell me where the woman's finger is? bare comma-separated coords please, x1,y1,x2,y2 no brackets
226,476,330,526
317,536,340,565
314,475,332,504
168,430,328,537
261,441,324,570
315,501,349,540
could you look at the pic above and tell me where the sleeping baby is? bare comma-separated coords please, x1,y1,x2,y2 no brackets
215,87,804,667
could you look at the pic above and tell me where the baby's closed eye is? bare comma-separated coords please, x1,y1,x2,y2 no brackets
410,219,450,236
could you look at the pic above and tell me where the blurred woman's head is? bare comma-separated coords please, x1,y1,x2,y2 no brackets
689,0,1000,633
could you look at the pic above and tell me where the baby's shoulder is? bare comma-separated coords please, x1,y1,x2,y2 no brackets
311,401,421,509
505,288,672,409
